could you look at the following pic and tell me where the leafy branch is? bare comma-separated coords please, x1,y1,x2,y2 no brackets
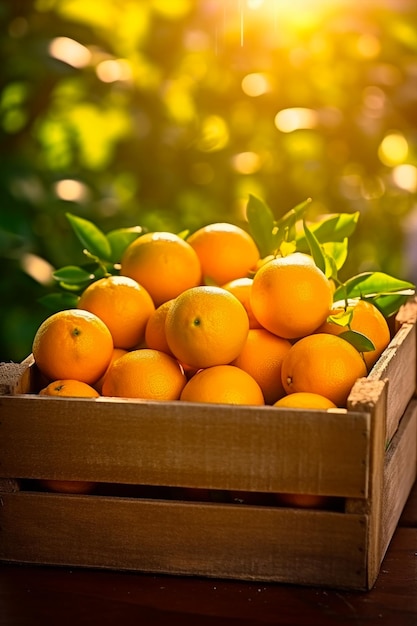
38,213,144,311
40,198,415,348
245,194,415,351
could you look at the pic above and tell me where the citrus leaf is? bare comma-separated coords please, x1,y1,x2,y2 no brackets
279,240,296,257
107,226,143,262
52,265,95,285
303,220,326,274
327,308,353,327
370,293,414,319
177,229,190,240
333,271,415,301
338,330,376,352
324,253,339,282
58,281,90,292
278,197,312,225
276,197,312,243
66,212,112,261
246,194,277,258
38,292,80,312
297,212,359,250
322,239,348,272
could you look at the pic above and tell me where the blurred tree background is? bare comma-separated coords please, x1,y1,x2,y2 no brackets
1,0,417,361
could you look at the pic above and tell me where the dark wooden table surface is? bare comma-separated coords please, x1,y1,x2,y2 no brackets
1,480,417,626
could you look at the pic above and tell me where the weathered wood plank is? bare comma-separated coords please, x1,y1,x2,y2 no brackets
0,395,370,497
381,400,417,557
0,491,368,589
347,377,387,589
368,321,416,442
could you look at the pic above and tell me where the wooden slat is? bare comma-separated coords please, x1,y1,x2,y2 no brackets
381,399,417,557
0,358,34,395
368,321,416,442
0,395,370,497
0,491,368,590
395,296,417,328
347,377,387,589
3,527,417,623
0,478,20,493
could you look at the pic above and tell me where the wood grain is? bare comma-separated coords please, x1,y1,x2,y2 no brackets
0,301,416,592
0,490,368,589
1,525,417,626
382,399,417,554
0,395,370,497
368,321,416,442
347,378,387,588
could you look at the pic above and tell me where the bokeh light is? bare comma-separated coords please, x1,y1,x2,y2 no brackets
49,37,91,68
274,108,319,133
378,133,409,167
1,0,417,361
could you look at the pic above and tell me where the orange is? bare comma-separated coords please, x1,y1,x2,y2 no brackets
316,298,391,370
165,286,250,369
94,347,128,393
180,365,265,406
39,479,97,494
186,222,260,285
275,493,330,509
231,328,292,404
222,277,262,329
120,232,202,307
39,379,100,398
250,252,333,339
77,275,155,349
281,333,367,407
102,348,187,400
144,299,175,355
274,391,337,410
32,309,113,385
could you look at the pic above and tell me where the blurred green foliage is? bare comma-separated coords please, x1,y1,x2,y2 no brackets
1,0,417,361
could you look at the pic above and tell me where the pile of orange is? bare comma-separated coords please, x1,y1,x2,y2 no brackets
32,221,391,413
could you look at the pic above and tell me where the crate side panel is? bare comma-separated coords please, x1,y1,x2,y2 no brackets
0,357,34,395
0,396,370,497
347,378,388,589
395,297,417,328
368,321,416,443
382,400,417,558
0,492,368,589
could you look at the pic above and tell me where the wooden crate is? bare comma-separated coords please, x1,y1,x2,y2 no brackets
0,303,416,590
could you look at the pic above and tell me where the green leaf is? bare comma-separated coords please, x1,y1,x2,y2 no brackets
246,194,277,258
333,271,415,301
322,239,348,272
276,198,311,249
107,226,143,262
57,281,89,292
277,197,312,225
52,265,95,285
370,293,413,319
323,254,339,282
327,308,353,327
302,220,326,274
297,212,359,250
38,292,80,312
66,212,112,261
338,330,376,353
279,240,297,256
